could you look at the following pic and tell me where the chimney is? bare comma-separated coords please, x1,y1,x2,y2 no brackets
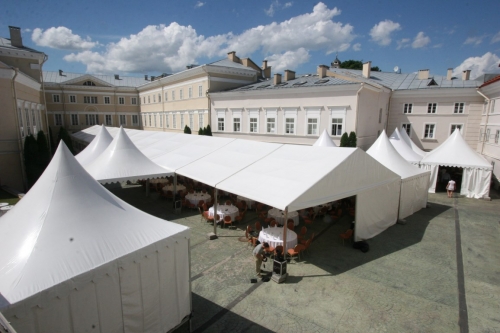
114,74,120,80
227,51,239,63
362,61,371,78
151,75,155,81
462,70,471,81
273,73,282,85
418,69,429,80
317,65,329,79
9,26,23,48
58,69,64,76
284,69,295,82
261,60,271,78
447,68,453,80
144,74,148,81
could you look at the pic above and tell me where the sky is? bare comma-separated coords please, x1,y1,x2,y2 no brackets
2,0,500,79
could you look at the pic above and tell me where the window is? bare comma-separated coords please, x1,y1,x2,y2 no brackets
250,117,258,132
53,94,60,103
267,118,276,133
233,118,241,132
165,92,168,101
424,124,435,139
31,109,37,133
166,114,170,128
307,118,318,135
189,113,193,129
153,95,156,103
198,85,203,97
486,128,491,142
172,91,175,101
402,123,411,136
379,108,382,123
427,103,437,114
132,115,139,126
154,114,157,127
199,113,203,129
285,118,295,134
143,97,146,104
180,114,185,128
131,97,137,105
69,95,76,103
85,114,98,126
71,114,79,126
18,109,24,137
495,130,499,144
454,103,464,114
104,96,110,104
218,118,225,131
479,128,484,141
84,96,98,104
120,115,126,126
148,96,150,103
180,89,183,100
450,124,462,135
158,94,161,103
105,115,112,126
119,97,125,105
403,103,413,114
83,80,95,86
331,118,343,136
25,109,31,135
173,114,177,129
189,87,192,98
148,114,152,127
55,114,63,126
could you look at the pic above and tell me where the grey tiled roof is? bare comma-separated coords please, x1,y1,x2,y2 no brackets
208,59,259,72
0,37,43,54
43,71,149,87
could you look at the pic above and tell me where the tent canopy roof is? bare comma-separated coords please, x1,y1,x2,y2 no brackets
313,129,337,147
389,128,423,163
421,129,493,170
0,143,188,305
75,125,113,167
398,127,427,157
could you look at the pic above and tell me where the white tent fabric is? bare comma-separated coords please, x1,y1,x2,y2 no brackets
313,129,337,147
398,127,427,157
389,128,423,165
75,124,113,167
84,127,173,183
367,130,430,219
420,129,493,198
0,143,191,333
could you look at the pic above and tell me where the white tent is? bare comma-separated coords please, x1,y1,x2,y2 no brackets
84,127,173,183
398,127,427,157
367,131,430,219
420,129,493,198
0,143,191,333
389,128,423,165
75,124,113,167
313,129,337,147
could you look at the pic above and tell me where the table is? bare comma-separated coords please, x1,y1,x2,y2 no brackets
209,205,239,222
258,226,297,249
236,195,255,208
185,192,211,206
162,184,186,194
268,208,299,226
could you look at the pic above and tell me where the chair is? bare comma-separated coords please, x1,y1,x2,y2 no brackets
304,217,313,225
270,219,277,227
287,220,295,231
245,225,253,247
165,190,174,200
199,207,209,223
300,232,315,245
198,200,205,208
235,211,245,224
287,244,305,262
255,221,262,232
202,203,208,212
225,200,232,206
297,226,307,242
340,229,354,245
223,215,233,228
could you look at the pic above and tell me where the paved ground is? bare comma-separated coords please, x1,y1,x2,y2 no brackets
110,185,500,333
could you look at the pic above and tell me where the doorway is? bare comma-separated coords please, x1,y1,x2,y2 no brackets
437,166,463,193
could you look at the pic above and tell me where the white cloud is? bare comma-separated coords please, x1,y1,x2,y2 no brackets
64,2,356,73
32,27,98,50
464,36,483,46
396,38,410,50
411,32,430,48
195,1,205,8
265,3,276,17
490,31,500,44
453,52,500,79
23,28,31,33
265,0,293,17
433,43,442,48
352,43,361,51
284,2,293,8
369,20,401,46
266,48,310,72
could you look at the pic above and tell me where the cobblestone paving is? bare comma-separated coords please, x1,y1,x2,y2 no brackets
110,185,500,333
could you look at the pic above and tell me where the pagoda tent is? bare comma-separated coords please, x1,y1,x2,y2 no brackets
75,124,113,167
389,128,423,165
398,127,427,157
367,130,430,219
84,127,173,184
0,143,191,333
420,129,493,198
313,129,337,147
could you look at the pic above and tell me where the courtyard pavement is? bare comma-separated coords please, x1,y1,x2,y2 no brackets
110,185,500,333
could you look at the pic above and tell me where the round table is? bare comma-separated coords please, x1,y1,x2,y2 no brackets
268,208,299,226
258,226,297,249
209,205,239,222
185,192,211,206
162,184,186,194
236,195,255,208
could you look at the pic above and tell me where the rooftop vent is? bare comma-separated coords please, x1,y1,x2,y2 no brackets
144,75,148,81
427,78,438,86
151,76,156,81
257,84,271,89
114,74,120,80
292,81,307,86
9,26,23,48
315,79,329,84
58,69,66,77
275,82,288,87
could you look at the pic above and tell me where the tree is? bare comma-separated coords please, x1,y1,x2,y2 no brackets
36,130,51,172
340,132,349,147
184,125,192,134
198,127,204,135
57,127,75,155
340,59,381,72
204,124,212,136
348,131,357,147
23,135,39,188
48,126,56,153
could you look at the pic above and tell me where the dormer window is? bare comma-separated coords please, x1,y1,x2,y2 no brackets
83,80,96,86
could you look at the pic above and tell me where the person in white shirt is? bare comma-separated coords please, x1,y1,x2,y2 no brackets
446,179,456,198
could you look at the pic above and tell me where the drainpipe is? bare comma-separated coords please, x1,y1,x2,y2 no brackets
477,89,490,155
203,66,211,130
385,90,393,131
10,67,28,190
40,54,51,153
354,83,365,139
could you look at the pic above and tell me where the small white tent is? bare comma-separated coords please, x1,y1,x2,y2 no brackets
313,129,337,147
75,124,113,167
84,127,173,183
389,128,423,165
398,127,427,157
420,129,493,198
367,131,430,219
0,143,191,333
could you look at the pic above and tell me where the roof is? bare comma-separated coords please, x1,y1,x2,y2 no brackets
479,74,500,88
389,128,424,163
74,125,113,167
313,129,337,147
43,71,148,87
208,58,259,72
0,37,43,54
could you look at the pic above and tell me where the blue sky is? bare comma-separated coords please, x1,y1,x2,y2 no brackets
2,0,500,78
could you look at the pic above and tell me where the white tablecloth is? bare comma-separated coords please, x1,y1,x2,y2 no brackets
209,205,239,222
185,192,211,205
268,208,299,226
258,227,297,249
236,195,255,208
162,184,186,194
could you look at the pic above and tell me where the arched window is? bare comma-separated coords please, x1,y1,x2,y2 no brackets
83,80,96,86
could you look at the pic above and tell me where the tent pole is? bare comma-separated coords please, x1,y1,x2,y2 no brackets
213,188,218,235
283,208,288,256
146,179,150,197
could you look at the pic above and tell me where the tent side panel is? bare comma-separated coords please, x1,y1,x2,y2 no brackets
94,268,124,333
461,168,492,199
158,241,181,331
421,164,438,193
35,297,73,333
399,174,429,220
2,306,37,333
70,282,100,333
174,237,191,322
355,179,400,241
119,261,144,333
140,254,161,333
